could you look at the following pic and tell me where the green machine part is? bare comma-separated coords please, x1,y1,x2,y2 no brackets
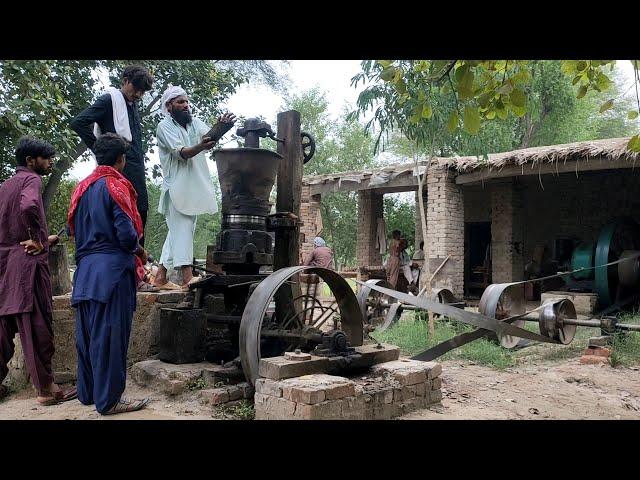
571,242,595,280
594,217,640,309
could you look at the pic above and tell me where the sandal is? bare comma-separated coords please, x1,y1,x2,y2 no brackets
138,281,160,293
182,276,203,290
103,397,149,415
37,385,78,406
152,280,183,291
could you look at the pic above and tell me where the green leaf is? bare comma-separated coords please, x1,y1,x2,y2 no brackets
576,85,588,99
447,111,459,133
455,64,469,83
478,92,493,108
572,75,582,85
561,60,578,75
377,60,392,68
496,107,508,120
576,60,588,72
599,99,614,113
595,72,613,91
421,103,433,119
485,110,496,120
380,67,396,82
457,68,475,100
463,105,481,135
628,135,640,152
511,104,527,117
628,111,639,120
509,88,526,107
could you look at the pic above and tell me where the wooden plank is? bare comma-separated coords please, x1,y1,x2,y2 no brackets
274,110,302,270
308,172,419,196
455,157,639,185
274,111,303,324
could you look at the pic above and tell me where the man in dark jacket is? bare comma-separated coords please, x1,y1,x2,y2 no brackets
70,65,153,243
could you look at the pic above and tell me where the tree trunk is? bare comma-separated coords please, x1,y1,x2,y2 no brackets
43,142,87,213
48,244,72,295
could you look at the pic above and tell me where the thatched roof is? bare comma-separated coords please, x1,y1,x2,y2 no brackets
303,137,639,187
432,137,639,172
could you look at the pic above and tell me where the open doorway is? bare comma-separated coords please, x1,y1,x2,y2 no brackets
465,222,491,298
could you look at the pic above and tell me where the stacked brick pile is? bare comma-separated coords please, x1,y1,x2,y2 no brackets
254,359,443,420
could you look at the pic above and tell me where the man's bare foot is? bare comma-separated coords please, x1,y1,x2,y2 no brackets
37,384,78,406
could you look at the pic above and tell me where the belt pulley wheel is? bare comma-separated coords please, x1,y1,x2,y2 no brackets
239,266,364,386
478,283,526,349
594,218,640,308
618,250,640,289
538,299,577,344
357,279,394,327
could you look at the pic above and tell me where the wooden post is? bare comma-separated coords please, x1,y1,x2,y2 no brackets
48,243,72,296
274,110,303,323
274,110,302,269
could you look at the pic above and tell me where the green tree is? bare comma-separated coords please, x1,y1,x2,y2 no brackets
350,60,640,154
0,60,287,212
284,89,381,268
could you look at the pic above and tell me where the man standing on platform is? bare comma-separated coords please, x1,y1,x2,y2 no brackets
152,85,236,290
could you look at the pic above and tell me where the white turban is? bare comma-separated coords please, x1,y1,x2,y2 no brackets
160,85,188,116
313,237,326,248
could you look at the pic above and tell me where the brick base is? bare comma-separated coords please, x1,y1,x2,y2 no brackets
254,359,443,420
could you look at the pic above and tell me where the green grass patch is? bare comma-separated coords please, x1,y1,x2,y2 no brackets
370,313,516,370
610,332,640,367
213,400,255,420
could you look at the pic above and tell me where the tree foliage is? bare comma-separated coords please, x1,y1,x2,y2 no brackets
350,60,640,154
0,60,287,212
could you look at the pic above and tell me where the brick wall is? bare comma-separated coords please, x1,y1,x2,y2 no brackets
520,170,640,262
425,166,465,298
357,190,384,273
490,180,525,283
300,184,322,264
4,291,187,390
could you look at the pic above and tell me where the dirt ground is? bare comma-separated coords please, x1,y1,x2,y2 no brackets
2,355,639,420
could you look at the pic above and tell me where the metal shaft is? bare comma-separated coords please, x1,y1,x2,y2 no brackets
521,313,640,331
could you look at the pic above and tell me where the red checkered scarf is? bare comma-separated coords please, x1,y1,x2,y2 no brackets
67,165,145,282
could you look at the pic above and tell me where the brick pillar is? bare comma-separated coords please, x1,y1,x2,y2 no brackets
425,167,464,298
357,190,383,280
299,184,322,264
490,180,524,283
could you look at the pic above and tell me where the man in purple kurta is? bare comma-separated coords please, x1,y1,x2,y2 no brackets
0,136,77,405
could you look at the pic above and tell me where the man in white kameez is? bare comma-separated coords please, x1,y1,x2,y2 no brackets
152,86,236,289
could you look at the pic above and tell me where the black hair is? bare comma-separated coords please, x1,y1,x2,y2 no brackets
419,241,424,250
122,64,153,92
15,136,56,166
94,133,129,166
392,229,401,237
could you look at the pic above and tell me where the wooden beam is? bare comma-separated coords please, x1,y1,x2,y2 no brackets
308,173,419,196
274,110,302,269
455,157,639,185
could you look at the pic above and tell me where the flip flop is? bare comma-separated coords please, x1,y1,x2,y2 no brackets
37,386,78,406
103,397,149,415
152,281,183,291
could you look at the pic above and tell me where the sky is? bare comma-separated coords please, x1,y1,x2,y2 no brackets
69,60,365,180
68,60,639,181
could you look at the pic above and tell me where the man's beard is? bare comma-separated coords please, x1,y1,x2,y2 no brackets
172,109,192,127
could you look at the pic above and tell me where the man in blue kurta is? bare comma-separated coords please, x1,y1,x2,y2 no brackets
68,133,149,415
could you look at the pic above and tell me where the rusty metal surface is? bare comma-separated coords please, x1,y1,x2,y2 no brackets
354,280,557,345
478,283,526,349
240,266,364,385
